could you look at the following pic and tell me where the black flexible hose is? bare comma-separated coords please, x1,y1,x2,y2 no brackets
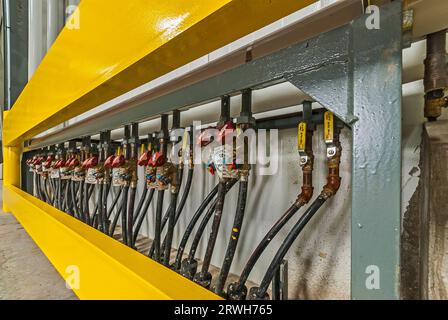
95,184,104,231
132,188,155,244
48,178,55,206
188,198,219,263
255,195,327,298
159,167,184,231
233,203,302,294
127,187,137,247
162,192,178,266
62,181,70,213
57,179,62,209
78,182,85,221
173,184,219,270
35,174,43,200
186,180,238,264
151,189,165,261
121,186,129,244
107,187,122,220
199,181,227,274
101,183,111,233
174,168,193,223
70,181,81,219
39,175,45,201
152,167,191,257
83,182,92,225
215,180,249,295
43,179,52,205
109,188,124,236
132,186,148,224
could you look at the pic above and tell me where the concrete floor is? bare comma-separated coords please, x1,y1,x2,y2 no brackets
0,188,77,300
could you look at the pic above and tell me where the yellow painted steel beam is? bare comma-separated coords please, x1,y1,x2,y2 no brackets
2,111,22,212
4,185,221,300
3,0,315,147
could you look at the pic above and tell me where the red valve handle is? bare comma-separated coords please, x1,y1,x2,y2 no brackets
137,151,151,166
55,159,66,168
196,126,216,147
111,154,125,168
43,156,54,169
208,163,215,176
217,121,235,143
82,156,98,169
148,151,166,167
104,155,116,168
67,157,80,168
33,156,44,165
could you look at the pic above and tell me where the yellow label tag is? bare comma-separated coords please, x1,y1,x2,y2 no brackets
148,143,152,152
182,130,189,152
324,111,334,143
117,146,121,156
298,122,307,151
140,143,145,154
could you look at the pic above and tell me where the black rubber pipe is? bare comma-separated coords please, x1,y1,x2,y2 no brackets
151,189,165,261
132,186,148,224
107,187,123,220
70,181,81,219
43,179,52,205
199,181,227,274
127,187,137,247
231,202,302,296
215,180,248,295
173,168,193,224
162,192,179,266
132,188,155,244
83,182,93,225
173,184,219,271
254,195,326,298
101,183,112,233
152,167,192,257
95,184,104,231
120,186,129,244
109,189,124,236
186,180,238,267
159,167,184,231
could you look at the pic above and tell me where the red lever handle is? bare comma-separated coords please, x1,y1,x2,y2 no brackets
82,156,98,169
111,154,125,168
196,126,216,147
67,157,80,167
137,151,151,166
104,155,116,168
148,151,166,167
56,159,66,169
217,121,235,143
43,156,54,169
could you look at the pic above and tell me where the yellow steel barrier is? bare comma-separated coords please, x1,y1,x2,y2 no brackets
4,185,221,300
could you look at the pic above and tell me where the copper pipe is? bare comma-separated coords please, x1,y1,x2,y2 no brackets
424,29,448,121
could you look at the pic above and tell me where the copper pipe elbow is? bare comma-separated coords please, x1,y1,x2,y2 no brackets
322,140,342,199
296,130,314,205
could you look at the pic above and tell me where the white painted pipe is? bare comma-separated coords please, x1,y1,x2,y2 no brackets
28,0,44,80
46,0,62,50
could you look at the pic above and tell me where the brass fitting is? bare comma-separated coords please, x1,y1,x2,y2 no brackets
297,129,314,206
424,94,447,120
322,129,342,199
128,159,138,188
424,29,447,121
239,168,250,182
